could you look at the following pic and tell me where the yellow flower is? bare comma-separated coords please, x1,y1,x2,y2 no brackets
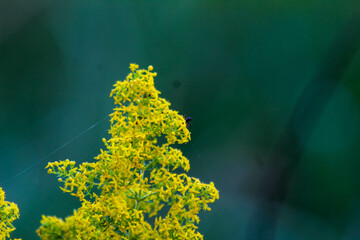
39,64,219,240
129,63,139,72
0,187,20,240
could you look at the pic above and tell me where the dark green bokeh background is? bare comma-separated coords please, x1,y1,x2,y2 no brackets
1,1,360,239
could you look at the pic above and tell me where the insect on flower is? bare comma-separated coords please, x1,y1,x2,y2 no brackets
183,115,192,127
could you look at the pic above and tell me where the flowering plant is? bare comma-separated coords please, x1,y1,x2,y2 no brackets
0,187,20,240
1,64,219,239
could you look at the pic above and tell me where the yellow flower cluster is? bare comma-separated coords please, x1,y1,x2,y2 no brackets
38,64,219,239
0,187,20,240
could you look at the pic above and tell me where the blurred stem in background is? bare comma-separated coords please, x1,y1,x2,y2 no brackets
247,9,360,240
0,1,51,45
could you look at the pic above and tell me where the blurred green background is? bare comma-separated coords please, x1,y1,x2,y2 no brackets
1,1,360,239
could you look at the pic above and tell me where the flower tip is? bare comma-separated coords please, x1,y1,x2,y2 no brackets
129,63,139,72
148,65,154,71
